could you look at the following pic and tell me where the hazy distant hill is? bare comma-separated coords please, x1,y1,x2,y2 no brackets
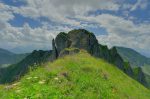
116,47,150,88
0,48,29,66
116,47,150,67
0,50,52,83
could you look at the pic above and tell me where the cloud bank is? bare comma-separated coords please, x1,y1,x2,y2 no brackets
0,0,150,54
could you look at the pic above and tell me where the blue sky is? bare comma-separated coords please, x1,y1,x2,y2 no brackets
0,0,150,57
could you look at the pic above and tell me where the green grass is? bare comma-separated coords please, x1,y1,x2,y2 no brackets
0,51,150,99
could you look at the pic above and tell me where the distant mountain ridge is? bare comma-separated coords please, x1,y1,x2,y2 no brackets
0,48,29,66
116,47,150,67
116,46,150,88
0,48,14,56
0,50,52,83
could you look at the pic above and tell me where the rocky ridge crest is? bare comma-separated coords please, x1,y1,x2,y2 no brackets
51,29,147,87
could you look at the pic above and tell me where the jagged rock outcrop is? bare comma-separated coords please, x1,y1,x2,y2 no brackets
55,32,71,54
51,29,133,77
51,39,58,61
53,29,101,58
68,29,100,57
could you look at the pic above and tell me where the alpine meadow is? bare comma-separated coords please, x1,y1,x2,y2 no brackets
0,0,150,99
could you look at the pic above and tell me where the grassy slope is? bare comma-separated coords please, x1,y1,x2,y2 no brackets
0,51,150,99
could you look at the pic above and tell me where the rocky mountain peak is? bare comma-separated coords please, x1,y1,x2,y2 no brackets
51,29,133,74
54,29,100,58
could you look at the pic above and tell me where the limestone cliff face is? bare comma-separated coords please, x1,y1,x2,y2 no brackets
51,29,134,77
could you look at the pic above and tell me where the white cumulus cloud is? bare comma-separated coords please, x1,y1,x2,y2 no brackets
0,0,150,54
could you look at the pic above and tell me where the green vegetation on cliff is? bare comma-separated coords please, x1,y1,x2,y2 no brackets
0,51,149,99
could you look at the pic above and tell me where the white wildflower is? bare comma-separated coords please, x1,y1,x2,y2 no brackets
54,77,59,80
59,80,61,83
5,85,13,90
34,77,38,79
38,80,46,84
26,77,32,80
16,89,21,93
12,82,20,86
12,83,17,86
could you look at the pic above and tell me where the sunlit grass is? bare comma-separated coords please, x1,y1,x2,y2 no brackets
0,51,150,99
